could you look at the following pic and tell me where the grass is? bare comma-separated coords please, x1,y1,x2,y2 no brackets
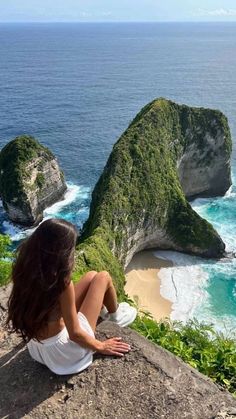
0,234,13,286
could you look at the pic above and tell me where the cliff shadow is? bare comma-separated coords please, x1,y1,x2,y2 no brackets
125,248,224,274
0,343,77,418
125,249,172,274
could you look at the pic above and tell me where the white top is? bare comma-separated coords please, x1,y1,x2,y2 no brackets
27,312,95,375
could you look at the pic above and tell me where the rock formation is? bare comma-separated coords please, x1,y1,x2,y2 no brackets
0,101,235,418
176,104,232,199
0,285,235,418
76,99,231,282
0,135,67,226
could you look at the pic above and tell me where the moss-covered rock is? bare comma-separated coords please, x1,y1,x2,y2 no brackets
74,227,126,299
76,99,231,287
0,135,67,226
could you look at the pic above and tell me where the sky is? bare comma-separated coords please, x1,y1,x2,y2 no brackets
1,0,236,23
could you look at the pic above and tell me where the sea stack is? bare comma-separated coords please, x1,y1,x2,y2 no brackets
80,99,232,270
0,135,67,226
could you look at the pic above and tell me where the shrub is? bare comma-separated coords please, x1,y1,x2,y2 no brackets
131,313,236,396
0,234,12,286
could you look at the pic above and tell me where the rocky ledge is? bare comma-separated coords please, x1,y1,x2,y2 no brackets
0,135,67,226
0,285,235,419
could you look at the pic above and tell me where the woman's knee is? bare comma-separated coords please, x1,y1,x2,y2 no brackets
92,270,112,286
82,270,98,284
87,270,98,278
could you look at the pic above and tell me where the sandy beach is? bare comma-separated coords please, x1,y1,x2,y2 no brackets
125,249,173,321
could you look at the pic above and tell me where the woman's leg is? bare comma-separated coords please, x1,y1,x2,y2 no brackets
73,271,97,312
79,271,118,331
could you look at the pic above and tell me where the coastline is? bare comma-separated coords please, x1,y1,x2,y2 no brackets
124,249,173,321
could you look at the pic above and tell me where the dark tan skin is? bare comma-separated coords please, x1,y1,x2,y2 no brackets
37,270,131,357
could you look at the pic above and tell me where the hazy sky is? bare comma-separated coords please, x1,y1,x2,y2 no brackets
1,0,236,22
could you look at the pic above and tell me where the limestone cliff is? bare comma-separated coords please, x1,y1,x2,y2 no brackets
177,104,232,198
77,99,231,277
0,135,67,226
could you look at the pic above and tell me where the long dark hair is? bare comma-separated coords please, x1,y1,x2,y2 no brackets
6,218,77,342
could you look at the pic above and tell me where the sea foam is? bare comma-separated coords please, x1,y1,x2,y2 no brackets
154,182,236,335
154,250,209,322
155,250,236,335
1,182,90,242
44,183,89,217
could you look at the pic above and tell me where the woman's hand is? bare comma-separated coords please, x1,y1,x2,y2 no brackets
97,337,131,356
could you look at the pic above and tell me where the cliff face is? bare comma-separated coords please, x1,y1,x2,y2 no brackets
0,136,67,226
177,105,232,199
77,99,231,275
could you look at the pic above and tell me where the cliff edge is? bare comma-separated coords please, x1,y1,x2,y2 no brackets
0,135,67,226
0,285,235,419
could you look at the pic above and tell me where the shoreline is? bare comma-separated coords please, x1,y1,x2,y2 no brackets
124,249,173,321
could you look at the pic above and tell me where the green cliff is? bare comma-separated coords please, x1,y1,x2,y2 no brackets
0,135,67,226
75,99,232,296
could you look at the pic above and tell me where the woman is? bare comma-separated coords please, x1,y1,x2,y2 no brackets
6,218,137,375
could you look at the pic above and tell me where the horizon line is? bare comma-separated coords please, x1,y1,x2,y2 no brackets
0,20,236,24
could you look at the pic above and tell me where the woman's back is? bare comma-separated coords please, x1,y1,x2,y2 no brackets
7,218,76,343
37,301,65,340
6,218,133,376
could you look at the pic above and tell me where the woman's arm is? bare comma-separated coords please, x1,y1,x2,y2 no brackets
59,281,130,356
59,281,103,351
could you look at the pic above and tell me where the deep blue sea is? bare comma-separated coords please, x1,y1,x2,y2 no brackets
0,22,235,333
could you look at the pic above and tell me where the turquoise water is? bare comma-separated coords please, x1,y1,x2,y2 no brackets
191,176,236,332
0,23,235,331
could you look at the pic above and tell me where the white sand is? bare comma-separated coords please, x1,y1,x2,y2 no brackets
125,250,173,321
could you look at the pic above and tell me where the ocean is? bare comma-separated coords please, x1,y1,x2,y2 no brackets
0,22,235,334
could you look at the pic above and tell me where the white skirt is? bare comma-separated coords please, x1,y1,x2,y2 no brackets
27,312,95,375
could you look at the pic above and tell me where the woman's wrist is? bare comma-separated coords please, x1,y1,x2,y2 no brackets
94,339,104,352
70,330,103,352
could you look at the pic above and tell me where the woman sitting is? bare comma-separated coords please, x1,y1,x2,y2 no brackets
6,218,137,375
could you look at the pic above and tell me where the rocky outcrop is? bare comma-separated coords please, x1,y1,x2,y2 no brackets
77,99,231,276
0,135,67,226
177,105,232,199
0,286,235,419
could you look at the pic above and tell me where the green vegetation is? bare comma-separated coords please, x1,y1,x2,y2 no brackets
0,135,54,207
73,98,232,309
0,234,12,286
131,313,236,396
36,173,45,189
167,195,223,254
74,226,126,299
81,98,230,266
